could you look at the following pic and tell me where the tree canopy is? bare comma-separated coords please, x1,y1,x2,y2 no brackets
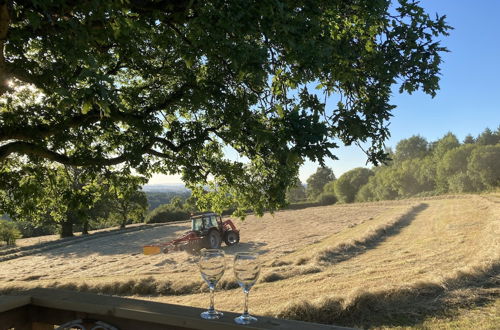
306,167,335,200
334,167,374,203
0,0,451,214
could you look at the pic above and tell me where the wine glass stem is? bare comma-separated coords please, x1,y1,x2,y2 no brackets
209,287,215,313
243,290,249,316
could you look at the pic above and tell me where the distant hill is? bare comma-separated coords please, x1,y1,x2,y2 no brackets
142,186,191,210
142,184,189,193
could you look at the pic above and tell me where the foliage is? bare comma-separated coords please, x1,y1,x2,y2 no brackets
334,168,374,203
316,192,337,206
356,128,500,202
322,181,336,194
393,135,429,162
431,132,460,159
145,191,191,211
0,220,21,246
468,145,500,189
0,159,148,237
145,203,190,224
107,173,148,229
0,0,451,215
15,220,58,238
476,128,500,146
306,167,336,200
286,181,306,203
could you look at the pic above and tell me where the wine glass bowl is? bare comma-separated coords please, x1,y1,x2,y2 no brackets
233,252,261,324
198,249,226,320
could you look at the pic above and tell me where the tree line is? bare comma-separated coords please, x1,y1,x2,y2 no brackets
0,161,149,241
289,127,500,204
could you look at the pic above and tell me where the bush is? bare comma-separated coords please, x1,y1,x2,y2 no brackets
15,220,57,238
145,204,190,223
334,167,374,203
0,220,22,246
316,192,337,206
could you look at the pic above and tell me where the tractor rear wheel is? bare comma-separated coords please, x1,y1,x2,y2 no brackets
223,230,240,246
203,229,222,249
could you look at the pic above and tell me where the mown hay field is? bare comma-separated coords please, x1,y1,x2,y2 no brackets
1,194,499,329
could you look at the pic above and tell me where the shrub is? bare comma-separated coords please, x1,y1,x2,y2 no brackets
334,167,374,203
316,192,337,206
0,220,22,246
145,204,190,223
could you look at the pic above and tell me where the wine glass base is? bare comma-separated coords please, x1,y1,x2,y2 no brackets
200,310,223,320
234,315,258,325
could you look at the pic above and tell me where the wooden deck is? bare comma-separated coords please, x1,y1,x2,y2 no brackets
0,288,353,330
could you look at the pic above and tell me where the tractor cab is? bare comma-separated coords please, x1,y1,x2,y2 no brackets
191,213,221,234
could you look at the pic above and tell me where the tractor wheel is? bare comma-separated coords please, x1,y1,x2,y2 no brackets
203,229,222,249
223,230,240,246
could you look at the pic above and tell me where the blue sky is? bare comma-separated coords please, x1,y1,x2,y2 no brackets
149,0,500,185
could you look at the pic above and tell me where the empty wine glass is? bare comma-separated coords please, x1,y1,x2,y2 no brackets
233,252,261,324
198,248,226,319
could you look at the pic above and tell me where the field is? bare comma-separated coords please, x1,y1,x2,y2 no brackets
1,194,499,329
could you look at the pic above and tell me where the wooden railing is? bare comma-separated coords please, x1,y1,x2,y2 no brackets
0,288,353,330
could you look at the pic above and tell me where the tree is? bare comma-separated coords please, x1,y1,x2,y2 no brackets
463,134,475,144
306,167,335,200
0,219,21,246
334,168,374,203
476,128,500,146
468,145,500,189
0,159,147,237
0,0,451,214
286,181,306,203
432,132,460,159
394,135,429,162
436,144,476,192
107,174,148,229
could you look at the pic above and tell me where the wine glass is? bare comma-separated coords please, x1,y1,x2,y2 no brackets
233,252,261,324
198,248,226,319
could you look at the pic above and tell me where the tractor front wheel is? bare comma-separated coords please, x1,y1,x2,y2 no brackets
203,229,222,249
223,230,240,246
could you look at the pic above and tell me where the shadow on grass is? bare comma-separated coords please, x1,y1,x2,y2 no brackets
317,203,429,265
275,260,500,329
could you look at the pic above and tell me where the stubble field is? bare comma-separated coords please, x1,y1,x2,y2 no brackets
1,194,499,329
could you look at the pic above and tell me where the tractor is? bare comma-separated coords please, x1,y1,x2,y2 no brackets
143,212,240,255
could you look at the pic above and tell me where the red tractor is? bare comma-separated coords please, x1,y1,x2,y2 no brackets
143,212,240,255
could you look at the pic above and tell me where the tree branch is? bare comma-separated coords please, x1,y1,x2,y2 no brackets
0,141,148,166
0,81,192,143
0,1,10,95
0,111,101,142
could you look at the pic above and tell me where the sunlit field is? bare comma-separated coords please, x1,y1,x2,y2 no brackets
1,194,498,329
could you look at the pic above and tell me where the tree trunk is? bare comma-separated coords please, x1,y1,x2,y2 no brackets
120,205,128,229
82,221,89,235
120,213,127,229
60,220,74,238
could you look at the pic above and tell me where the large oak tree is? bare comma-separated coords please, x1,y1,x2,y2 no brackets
0,0,450,214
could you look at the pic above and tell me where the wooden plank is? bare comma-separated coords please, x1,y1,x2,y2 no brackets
30,306,193,330
0,295,31,313
0,306,31,330
31,323,54,330
21,288,353,330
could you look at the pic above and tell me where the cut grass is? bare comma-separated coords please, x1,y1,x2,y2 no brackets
139,195,498,329
1,194,498,328
275,261,499,328
316,203,428,266
382,299,500,330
